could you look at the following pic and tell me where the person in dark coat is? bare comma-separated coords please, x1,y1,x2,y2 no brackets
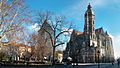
117,58,120,66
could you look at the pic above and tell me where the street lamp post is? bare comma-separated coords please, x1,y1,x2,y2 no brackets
97,50,100,68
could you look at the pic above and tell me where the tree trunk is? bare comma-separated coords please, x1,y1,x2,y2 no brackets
52,46,55,65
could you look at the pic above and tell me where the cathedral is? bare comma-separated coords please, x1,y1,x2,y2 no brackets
63,4,114,63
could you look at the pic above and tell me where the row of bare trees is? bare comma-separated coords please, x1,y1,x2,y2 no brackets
28,10,73,64
0,0,32,42
29,32,52,62
0,0,33,63
0,0,73,65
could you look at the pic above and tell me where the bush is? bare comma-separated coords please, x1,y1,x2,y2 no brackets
0,52,10,61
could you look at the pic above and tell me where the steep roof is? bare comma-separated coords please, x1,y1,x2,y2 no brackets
72,30,83,35
70,30,83,41
95,27,104,34
13,43,31,49
95,27,110,37
85,3,94,15
38,19,53,33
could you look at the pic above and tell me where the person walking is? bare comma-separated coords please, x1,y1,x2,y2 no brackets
117,58,120,66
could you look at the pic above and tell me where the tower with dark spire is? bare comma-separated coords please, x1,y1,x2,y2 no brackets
84,4,96,46
63,4,114,63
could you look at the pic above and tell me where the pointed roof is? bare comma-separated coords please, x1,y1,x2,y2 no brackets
105,31,109,36
87,3,92,9
72,30,83,35
44,19,48,23
42,19,49,26
38,19,53,33
85,3,94,15
95,27,103,33
40,19,52,30
96,27,103,31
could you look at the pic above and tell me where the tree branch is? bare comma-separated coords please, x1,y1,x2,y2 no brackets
55,42,64,47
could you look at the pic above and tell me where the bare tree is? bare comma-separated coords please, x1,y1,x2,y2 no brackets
0,0,32,41
29,32,52,62
29,32,38,46
6,27,27,43
29,32,39,61
36,10,72,65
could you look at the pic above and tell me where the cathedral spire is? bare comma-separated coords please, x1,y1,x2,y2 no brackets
84,4,96,44
85,3,94,15
44,19,48,23
84,4,95,34
88,3,92,9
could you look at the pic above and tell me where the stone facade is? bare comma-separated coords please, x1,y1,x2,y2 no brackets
64,4,114,63
37,19,53,58
38,19,53,50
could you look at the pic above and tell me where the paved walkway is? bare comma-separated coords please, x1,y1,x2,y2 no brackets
1,63,120,68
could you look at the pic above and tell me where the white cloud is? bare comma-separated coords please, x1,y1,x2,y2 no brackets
30,23,39,32
56,43,67,51
108,33,114,39
106,33,120,59
31,23,38,29
62,28,73,35
111,34,120,59
113,35,120,59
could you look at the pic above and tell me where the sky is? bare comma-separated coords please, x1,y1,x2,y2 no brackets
26,0,120,59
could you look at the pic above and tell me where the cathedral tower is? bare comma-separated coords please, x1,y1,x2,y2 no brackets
84,4,96,46
63,4,114,63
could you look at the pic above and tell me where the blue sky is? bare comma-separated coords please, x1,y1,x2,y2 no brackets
26,0,120,58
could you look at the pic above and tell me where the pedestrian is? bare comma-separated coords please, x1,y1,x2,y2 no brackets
112,60,114,65
112,62,114,65
64,61,67,65
117,59,120,66
118,61,120,66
